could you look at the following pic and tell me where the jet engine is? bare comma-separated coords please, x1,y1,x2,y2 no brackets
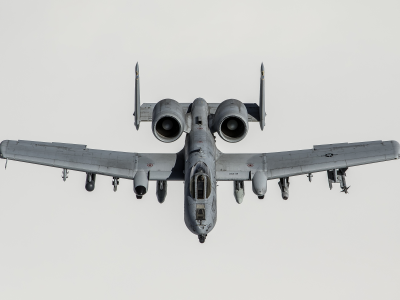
152,99,185,143
212,99,248,143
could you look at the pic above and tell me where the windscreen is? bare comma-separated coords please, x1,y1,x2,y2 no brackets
189,162,212,199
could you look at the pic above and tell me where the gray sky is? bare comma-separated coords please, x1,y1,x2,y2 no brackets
0,1,399,299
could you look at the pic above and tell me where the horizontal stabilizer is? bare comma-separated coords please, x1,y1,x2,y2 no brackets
139,102,261,122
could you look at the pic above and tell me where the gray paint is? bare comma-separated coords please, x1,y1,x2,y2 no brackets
0,64,399,241
215,140,399,181
1,109,398,241
140,102,261,122
0,140,184,180
211,99,249,143
183,98,218,237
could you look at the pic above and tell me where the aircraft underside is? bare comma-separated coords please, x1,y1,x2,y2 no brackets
0,63,399,243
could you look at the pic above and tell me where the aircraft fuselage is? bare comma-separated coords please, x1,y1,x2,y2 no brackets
184,98,217,241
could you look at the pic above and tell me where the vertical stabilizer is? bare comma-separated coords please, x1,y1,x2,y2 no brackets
134,62,141,130
259,63,265,130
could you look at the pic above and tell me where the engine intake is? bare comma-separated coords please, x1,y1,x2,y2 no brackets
212,99,248,143
152,99,185,143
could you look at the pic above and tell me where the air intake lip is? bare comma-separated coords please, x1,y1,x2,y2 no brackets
152,99,185,143
212,99,249,143
220,116,246,141
155,116,182,139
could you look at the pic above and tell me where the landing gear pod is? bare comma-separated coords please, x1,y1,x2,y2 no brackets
156,180,167,203
134,171,148,199
234,180,245,204
327,168,350,193
85,173,96,192
252,171,267,199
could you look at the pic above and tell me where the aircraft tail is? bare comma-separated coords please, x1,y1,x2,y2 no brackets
133,63,266,130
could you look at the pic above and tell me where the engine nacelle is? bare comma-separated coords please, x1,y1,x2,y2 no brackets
152,99,185,143
85,173,96,192
134,171,148,199
252,171,267,199
212,99,248,143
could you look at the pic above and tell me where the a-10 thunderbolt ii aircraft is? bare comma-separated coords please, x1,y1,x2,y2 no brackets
1,63,399,243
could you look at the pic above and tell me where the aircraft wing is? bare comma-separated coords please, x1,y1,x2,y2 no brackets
216,140,400,181
0,140,184,180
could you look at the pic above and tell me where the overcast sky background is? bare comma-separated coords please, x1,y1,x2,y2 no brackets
0,1,399,299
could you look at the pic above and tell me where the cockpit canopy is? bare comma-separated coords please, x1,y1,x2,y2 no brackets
189,162,212,199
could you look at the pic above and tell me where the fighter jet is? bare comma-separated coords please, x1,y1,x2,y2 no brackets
1,63,399,243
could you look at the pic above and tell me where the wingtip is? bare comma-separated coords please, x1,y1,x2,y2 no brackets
261,62,264,71
0,140,8,158
135,62,139,71
392,140,400,158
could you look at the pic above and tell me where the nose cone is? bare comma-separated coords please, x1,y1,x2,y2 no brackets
162,119,173,130
226,119,238,131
